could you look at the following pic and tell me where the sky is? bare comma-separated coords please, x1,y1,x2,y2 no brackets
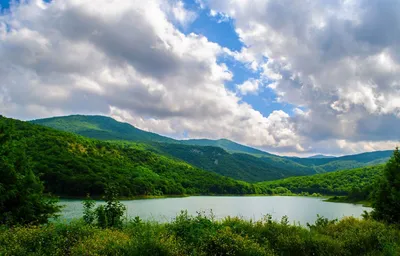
0,0,399,156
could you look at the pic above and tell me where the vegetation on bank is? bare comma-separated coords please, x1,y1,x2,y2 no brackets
371,148,400,224
258,165,383,202
1,213,400,256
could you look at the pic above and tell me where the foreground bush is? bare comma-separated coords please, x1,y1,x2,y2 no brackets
1,212,399,256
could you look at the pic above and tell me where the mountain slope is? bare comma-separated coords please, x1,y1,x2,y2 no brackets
288,150,392,166
2,116,256,197
307,154,335,159
31,114,392,182
152,143,307,182
180,138,273,156
32,115,318,181
31,115,176,144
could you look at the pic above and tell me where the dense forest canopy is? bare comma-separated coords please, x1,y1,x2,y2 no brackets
0,125,60,225
0,116,256,197
258,165,383,199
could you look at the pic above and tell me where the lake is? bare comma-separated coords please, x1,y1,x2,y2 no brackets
59,196,370,225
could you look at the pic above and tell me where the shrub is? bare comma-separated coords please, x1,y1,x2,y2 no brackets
82,187,126,229
70,229,130,256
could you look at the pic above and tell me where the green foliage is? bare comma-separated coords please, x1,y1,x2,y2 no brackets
372,148,400,224
31,114,391,182
258,165,383,199
1,116,256,197
82,195,96,225
31,115,316,182
153,143,303,182
288,150,392,167
95,186,126,229
31,115,176,143
1,213,400,255
0,125,61,226
181,138,273,156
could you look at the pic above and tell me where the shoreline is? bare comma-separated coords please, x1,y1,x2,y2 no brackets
55,193,367,203
56,194,191,201
323,196,372,207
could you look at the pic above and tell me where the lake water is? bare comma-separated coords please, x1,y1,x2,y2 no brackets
59,196,370,225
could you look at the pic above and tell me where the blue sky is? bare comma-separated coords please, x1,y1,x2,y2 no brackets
174,0,297,117
0,0,10,10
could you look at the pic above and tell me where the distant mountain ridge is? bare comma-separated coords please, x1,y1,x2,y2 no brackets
31,115,176,144
180,138,273,156
307,154,335,159
31,114,392,182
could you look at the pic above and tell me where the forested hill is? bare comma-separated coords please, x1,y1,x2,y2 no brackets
31,115,273,156
258,165,383,198
1,116,257,197
286,151,392,172
151,143,311,182
31,115,318,181
31,114,392,182
31,115,176,144
180,138,273,156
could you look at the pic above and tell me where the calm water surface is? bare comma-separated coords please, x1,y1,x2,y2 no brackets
59,196,370,224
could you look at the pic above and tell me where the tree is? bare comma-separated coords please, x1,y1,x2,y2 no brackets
82,186,126,229
371,147,400,224
0,125,61,226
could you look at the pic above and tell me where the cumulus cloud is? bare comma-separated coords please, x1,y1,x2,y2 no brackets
236,79,260,95
2,0,398,155
0,0,301,152
206,0,400,154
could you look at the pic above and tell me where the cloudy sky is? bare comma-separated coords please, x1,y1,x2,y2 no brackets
0,0,399,156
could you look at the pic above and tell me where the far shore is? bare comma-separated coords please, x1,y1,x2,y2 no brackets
53,193,372,207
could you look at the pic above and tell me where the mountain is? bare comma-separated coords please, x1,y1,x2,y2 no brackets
31,115,275,156
180,138,273,156
31,115,392,182
307,154,335,159
152,143,308,182
31,115,317,181
31,115,176,144
2,116,256,197
287,150,392,172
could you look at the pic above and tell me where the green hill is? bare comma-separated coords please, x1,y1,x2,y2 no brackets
180,138,273,156
152,143,305,182
31,115,391,182
31,115,318,181
287,151,392,167
31,115,176,143
307,154,335,159
1,116,256,197
258,165,384,197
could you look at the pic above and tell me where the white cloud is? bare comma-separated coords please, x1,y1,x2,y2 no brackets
3,0,399,155
166,0,197,28
0,0,301,152
237,79,260,95
206,0,400,154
